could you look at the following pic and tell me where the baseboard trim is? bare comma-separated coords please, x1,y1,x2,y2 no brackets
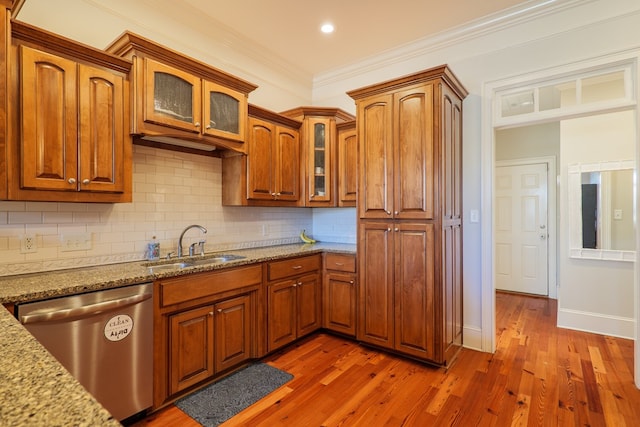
557,307,635,339
462,325,484,351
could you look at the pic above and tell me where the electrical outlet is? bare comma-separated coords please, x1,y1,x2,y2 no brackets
20,235,37,254
61,232,92,251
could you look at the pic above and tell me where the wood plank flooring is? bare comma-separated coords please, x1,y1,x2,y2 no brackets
133,292,640,426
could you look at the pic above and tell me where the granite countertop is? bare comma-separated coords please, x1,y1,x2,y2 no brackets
0,242,355,425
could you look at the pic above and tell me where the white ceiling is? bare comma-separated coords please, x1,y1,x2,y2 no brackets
16,0,537,78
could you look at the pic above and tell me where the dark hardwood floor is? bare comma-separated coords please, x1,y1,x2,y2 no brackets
134,292,640,426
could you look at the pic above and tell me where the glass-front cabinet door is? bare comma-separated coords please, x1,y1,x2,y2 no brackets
308,117,332,203
144,58,201,133
203,81,247,142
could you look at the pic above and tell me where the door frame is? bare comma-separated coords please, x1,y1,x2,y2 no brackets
495,157,557,299
480,49,640,391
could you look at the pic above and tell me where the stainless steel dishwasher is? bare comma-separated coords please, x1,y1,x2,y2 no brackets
16,283,153,422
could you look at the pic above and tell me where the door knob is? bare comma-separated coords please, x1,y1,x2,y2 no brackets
540,224,546,229
540,234,547,240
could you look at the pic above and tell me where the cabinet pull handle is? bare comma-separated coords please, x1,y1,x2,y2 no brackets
292,265,302,270
68,178,76,184
334,262,344,266
82,179,90,185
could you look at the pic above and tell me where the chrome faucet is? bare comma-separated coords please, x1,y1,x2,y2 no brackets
177,224,207,258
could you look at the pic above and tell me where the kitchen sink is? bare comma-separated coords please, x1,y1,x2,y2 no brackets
146,254,246,273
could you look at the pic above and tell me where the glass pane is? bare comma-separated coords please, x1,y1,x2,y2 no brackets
209,92,239,133
581,71,626,104
154,72,193,123
500,90,534,117
539,80,576,111
314,123,325,148
314,176,326,196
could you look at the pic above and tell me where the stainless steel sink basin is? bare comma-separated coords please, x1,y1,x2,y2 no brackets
146,254,246,273
190,254,246,265
146,262,192,273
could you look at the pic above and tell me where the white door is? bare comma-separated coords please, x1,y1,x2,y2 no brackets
495,163,548,295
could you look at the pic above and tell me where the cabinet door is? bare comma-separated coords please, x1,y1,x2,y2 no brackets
267,280,297,352
20,46,78,191
357,94,393,219
247,117,275,200
357,221,394,349
169,305,214,395
394,222,435,360
144,58,201,133
214,294,252,373
323,271,356,336
274,125,300,201
203,81,246,142
393,84,435,220
307,117,333,204
296,273,322,337
338,124,357,207
78,64,125,193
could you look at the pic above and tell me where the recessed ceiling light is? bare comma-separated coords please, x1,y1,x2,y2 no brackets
321,23,334,34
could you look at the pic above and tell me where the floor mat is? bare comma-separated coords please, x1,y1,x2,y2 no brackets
175,363,293,426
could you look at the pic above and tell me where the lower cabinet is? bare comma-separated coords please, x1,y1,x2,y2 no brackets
323,253,357,337
168,294,252,396
266,255,322,352
154,265,261,408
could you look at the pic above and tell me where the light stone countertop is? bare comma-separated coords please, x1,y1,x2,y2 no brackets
0,242,355,426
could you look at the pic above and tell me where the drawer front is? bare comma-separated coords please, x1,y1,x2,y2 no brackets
160,264,262,307
268,255,321,281
325,253,356,272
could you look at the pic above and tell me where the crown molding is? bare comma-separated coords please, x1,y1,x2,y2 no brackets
313,0,600,88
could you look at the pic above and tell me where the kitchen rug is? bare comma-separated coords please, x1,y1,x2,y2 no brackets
175,363,293,426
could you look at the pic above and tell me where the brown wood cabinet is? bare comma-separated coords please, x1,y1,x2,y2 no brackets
4,22,132,202
154,264,261,408
222,105,301,206
337,121,357,207
280,107,355,207
106,32,256,154
348,66,467,366
323,253,357,337
266,255,322,352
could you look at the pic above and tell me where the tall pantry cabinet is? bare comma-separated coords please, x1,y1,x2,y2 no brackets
347,66,467,366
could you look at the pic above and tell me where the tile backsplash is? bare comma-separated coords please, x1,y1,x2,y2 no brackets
0,144,353,276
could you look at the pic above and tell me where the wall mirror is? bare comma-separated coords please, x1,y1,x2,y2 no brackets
568,160,635,261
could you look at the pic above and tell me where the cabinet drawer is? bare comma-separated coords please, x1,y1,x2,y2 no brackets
325,253,356,272
268,255,321,281
159,264,262,307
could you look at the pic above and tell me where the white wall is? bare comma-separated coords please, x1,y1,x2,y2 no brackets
557,111,636,338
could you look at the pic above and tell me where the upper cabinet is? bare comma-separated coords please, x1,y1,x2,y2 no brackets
106,32,257,154
280,107,355,207
222,105,302,207
4,21,132,203
336,121,357,207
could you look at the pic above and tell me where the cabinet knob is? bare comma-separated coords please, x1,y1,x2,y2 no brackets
217,308,223,313
394,227,399,232
68,178,76,184
194,122,201,128
387,227,391,232
394,211,399,215
82,179,90,185
349,280,354,284
206,125,211,130
293,283,298,287
386,210,391,215
208,311,214,316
